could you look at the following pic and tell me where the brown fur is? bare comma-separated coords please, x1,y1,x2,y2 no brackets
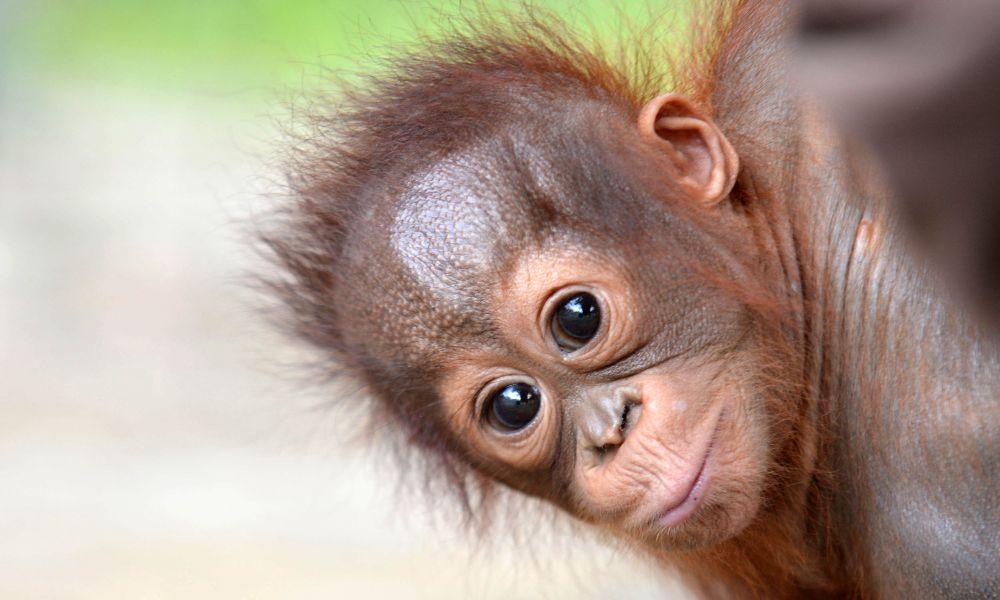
260,1,999,597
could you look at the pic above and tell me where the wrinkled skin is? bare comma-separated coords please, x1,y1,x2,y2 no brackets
334,97,775,551
270,1,1000,597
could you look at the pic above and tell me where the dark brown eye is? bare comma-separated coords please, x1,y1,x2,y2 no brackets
552,292,601,351
490,382,541,431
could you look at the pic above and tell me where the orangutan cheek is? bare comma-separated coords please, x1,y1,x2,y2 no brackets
569,361,775,548
571,366,725,521
691,381,771,540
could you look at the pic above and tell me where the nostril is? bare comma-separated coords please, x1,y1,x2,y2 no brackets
594,442,619,463
590,402,637,465
580,390,641,466
619,400,640,438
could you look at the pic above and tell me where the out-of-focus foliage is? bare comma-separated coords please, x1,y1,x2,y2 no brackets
8,1,687,91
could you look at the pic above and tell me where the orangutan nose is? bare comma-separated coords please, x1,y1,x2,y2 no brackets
575,386,642,464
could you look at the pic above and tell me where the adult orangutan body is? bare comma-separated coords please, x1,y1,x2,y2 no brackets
266,1,999,597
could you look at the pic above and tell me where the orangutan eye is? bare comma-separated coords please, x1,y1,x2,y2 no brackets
489,382,541,431
551,292,601,351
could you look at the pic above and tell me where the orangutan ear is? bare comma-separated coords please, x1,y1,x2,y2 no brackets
638,93,739,206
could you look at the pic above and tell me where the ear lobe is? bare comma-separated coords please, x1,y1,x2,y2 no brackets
638,93,739,206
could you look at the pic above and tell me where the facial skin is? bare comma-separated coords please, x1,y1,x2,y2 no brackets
269,3,1000,596
334,94,776,552
438,244,769,550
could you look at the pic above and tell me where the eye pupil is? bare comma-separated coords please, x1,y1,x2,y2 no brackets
491,383,541,431
555,292,601,344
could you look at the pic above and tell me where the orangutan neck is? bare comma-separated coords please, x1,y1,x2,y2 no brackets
700,5,999,593
775,94,1000,596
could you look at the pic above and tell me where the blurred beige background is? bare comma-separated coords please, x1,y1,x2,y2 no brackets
0,1,692,597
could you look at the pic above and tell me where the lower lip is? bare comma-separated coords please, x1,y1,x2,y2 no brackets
653,433,715,528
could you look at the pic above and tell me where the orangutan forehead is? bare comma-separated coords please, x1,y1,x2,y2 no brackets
343,121,659,369
395,138,578,282
389,151,514,305
337,144,537,368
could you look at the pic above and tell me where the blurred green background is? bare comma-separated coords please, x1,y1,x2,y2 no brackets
6,0,684,91
0,2,691,599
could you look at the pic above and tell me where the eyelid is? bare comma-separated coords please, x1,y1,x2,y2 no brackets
471,376,511,420
590,340,656,380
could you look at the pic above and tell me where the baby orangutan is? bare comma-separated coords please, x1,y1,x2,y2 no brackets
265,0,999,597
